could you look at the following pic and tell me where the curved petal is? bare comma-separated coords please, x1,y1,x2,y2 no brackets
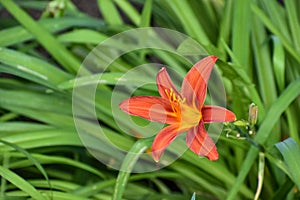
156,67,181,99
152,124,185,162
186,121,218,160
181,56,218,109
202,105,236,123
119,96,178,124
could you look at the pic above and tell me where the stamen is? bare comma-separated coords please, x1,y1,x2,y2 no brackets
164,88,182,114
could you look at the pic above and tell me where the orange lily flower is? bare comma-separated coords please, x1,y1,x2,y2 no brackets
120,56,236,162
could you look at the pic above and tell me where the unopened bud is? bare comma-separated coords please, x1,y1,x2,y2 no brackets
248,103,258,126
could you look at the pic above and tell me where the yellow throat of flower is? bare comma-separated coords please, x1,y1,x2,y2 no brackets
165,88,201,128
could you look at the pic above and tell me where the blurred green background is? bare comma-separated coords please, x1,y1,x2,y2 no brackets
0,0,300,199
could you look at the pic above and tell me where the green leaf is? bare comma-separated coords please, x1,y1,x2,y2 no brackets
226,78,300,199
114,0,141,26
271,177,294,200
0,48,71,86
272,36,285,92
112,138,152,200
0,0,82,73
58,29,107,44
8,153,105,179
0,17,104,47
140,0,153,27
176,38,208,56
285,0,300,53
251,3,300,64
0,166,47,200
232,0,252,74
0,128,82,152
97,0,123,25
0,140,51,190
164,0,210,46
217,59,265,120
251,13,277,108
275,138,300,189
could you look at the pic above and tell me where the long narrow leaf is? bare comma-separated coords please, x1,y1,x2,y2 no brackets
275,138,300,189
226,78,300,199
0,0,82,73
0,166,47,200
112,138,152,200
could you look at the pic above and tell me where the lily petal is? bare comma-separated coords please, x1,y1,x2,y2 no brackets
119,96,178,124
152,124,184,162
202,105,236,123
156,67,181,99
181,56,218,109
186,121,218,160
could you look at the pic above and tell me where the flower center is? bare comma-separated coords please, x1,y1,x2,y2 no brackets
164,88,201,128
164,88,183,115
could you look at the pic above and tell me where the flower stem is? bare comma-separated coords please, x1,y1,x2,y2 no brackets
254,152,265,200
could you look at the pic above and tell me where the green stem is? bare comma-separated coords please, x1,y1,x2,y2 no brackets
254,152,265,200
112,138,153,200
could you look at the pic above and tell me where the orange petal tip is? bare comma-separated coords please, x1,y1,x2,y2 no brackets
152,151,161,163
209,55,218,62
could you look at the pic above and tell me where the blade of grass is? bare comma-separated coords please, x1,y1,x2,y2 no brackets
285,107,300,145
139,0,152,27
0,112,18,122
8,153,105,179
271,177,294,200
0,152,9,199
0,122,51,133
0,17,104,47
28,179,80,192
164,0,210,46
217,59,265,120
0,89,72,115
251,14,277,108
275,138,300,189
232,0,251,75
0,0,83,73
182,150,254,198
285,0,300,53
0,48,71,84
272,36,285,92
14,0,48,10
251,11,281,150
217,0,233,59
112,138,152,200
272,37,300,144
114,0,141,26
58,72,154,90
0,129,82,152
251,3,300,64
260,0,290,41
0,105,75,127
226,78,300,199
171,162,227,199
0,166,47,200
58,29,107,44
0,64,56,90
97,0,123,25
0,140,51,190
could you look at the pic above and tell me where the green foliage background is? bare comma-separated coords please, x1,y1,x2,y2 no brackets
0,0,300,199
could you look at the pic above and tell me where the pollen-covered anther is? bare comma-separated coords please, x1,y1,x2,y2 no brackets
164,88,182,114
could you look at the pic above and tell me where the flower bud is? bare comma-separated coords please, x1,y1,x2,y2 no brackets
248,103,258,126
